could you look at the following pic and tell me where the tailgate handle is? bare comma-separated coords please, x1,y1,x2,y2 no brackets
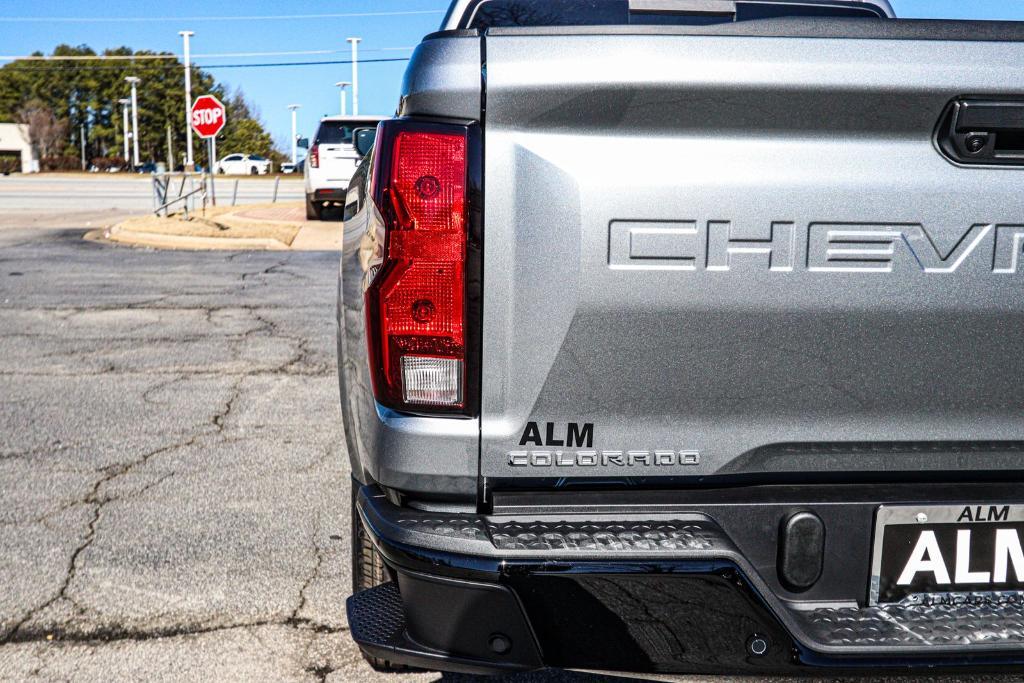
938,98,1024,166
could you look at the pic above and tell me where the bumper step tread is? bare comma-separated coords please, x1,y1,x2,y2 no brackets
797,600,1024,649
487,520,718,551
376,508,730,558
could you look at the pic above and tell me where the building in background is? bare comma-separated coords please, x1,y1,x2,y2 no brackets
0,123,38,173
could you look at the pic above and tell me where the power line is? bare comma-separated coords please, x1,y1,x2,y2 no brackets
0,47,416,62
0,57,412,72
207,58,412,70
0,9,444,23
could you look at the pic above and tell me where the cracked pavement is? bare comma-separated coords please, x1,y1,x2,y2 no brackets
0,224,641,683
0,223,1015,683
0,225,417,681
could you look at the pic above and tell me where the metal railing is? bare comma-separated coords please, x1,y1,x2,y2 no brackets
151,172,207,218
152,173,286,217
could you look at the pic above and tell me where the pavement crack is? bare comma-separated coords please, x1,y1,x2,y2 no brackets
291,512,325,623
0,436,196,644
0,504,101,645
1,620,349,646
212,375,245,433
0,441,71,461
141,374,186,405
230,304,331,377
304,664,336,683
0,242,350,673
240,260,288,283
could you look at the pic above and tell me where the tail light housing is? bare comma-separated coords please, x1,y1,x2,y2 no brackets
309,144,319,168
363,119,480,415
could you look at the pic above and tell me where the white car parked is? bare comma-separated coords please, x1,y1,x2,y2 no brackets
303,115,384,220
216,153,271,176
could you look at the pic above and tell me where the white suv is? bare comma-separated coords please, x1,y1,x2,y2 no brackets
216,153,271,175
303,115,384,220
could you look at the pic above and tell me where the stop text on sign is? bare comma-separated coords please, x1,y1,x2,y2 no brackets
193,109,222,126
190,95,227,139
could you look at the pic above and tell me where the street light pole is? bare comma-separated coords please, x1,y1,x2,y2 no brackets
288,104,301,165
119,98,131,164
335,81,350,117
179,30,195,170
346,38,361,116
125,76,141,167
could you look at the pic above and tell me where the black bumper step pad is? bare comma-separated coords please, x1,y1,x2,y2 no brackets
347,581,406,650
356,485,1024,662
797,599,1024,650
346,582,538,676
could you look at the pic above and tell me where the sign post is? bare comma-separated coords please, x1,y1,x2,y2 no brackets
190,94,226,208
207,138,216,206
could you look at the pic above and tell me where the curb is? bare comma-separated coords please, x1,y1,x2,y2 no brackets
86,227,289,251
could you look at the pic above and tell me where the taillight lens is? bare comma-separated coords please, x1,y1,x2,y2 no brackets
309,145,319,168
364,122,471,413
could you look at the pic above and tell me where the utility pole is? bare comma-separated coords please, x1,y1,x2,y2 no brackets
166,124,174,171
179,30,195,170
80,124,86,171
125,76,141,167
119,98,131,164
335,81,350,117
347,38,361,116
112,102,119,159
288,104,301,165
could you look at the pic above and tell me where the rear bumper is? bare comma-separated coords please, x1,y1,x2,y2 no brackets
305,165,354,194
349,484,1024,676
309,188,346,202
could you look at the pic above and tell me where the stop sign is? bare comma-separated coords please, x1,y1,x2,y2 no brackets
190,95,226,138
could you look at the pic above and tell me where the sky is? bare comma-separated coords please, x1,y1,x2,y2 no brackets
0,0,448,149
1,0,1023,151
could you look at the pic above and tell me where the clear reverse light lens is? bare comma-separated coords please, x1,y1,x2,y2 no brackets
400,356,463,406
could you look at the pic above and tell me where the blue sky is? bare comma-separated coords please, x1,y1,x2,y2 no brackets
1,1,1022,150
0,1,447,149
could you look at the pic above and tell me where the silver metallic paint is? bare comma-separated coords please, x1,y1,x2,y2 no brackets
342,20,1024,498
480,33,1024,483
337,37,482,498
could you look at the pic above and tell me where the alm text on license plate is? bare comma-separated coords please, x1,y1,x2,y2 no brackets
871,504,1024,605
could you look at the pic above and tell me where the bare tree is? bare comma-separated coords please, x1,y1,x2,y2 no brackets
16,99,69,159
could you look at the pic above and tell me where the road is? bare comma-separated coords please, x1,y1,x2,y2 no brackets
0,211,1014,681
0,173,304,218
0,217,617,682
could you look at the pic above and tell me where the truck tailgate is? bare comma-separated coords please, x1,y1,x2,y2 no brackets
479,26,1024,487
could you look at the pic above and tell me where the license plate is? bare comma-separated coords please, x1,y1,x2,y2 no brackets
870,504,1024,605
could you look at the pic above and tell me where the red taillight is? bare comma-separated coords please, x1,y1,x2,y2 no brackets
364,123,470,412
309,145,319,168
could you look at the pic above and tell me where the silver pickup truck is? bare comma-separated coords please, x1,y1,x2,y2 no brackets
339,0,1024,676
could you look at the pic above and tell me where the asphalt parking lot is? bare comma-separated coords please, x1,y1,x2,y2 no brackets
0,192,1018,682
0,210,625,682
